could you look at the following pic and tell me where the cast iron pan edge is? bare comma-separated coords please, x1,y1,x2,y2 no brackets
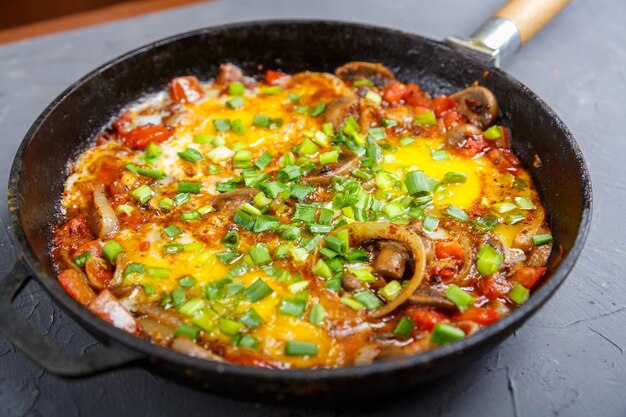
4,20,592,400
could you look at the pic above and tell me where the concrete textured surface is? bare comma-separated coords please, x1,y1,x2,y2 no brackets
0,0,624,416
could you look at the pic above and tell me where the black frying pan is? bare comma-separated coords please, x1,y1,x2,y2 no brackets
0,0,592,403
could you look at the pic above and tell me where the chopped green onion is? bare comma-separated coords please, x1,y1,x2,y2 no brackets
123,262,144,277
483,125,502,140
364,90,382,105
381,118,398,127
241,203,262,216
289,247,309,264
399,137,415,146
163,243,184,254
431,323,465,345
231,119,246,135
508,214,526,225
248,243,272,265
229,81,245,96
244,278,274,302
255,151,273,170
492,202,517,213
471,215,499,232
476,244,503,276
194,134,214,144
174,192,190,206
136,167,167,180
383,201,406,218
292,203,317,223
393,316,415,338
312,259,332,279
261,86,282,95
213,118,231,131
445,205,468,222
158,197,174,211
340,297,363,311
515,196,537,210
130,185,153,205
509,282,530,304
309,102,326,117
146,266,170,279
443,172,468,184
177,181,201,194
73,251,92,267
380,280,402,301
415,110,437,126
422,215,439,232
219,318,243,336
308,223,332,234
177,147,204,162
179,298,205,316
252,114,270,127
142,284,156,296
181,211,201,221
288,92,301,102
308,304,325,325
445,285,476,313
226,96,244,109
178,275,197,288
349,268,376,283
405,171,431,195
532,234,553,246
319,150,339,165
353,79,372,87
430,149,450,161
253,215,279,233
171,288,186,308
290,184,314,201
102,240,124,263
278,165,302,180
285,340,318,356
297,139,319,155
279,298,306,317
233,210,256,230
241,308,263,329
353,290,383,310
238,334,259,350
175,324,200,340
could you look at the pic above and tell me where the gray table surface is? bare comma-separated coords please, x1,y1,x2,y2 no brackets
0,0,624,416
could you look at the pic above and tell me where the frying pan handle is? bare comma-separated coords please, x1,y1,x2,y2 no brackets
448,0,570,66
493,0,571,45
0,258,143,377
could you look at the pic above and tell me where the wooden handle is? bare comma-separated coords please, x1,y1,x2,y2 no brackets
494,0,571,44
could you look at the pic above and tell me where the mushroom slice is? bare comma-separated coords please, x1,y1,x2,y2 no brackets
445,123,483,149
450,86,498,129
513,207,545,251
527,226,553,267
334,222,426,318
324,93,359,129
407,288,455,310
373,241,409,281
303,150,359,185
211,188,259,216
335,62,396,88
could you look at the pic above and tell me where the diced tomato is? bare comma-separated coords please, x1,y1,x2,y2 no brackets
88,290,142,336
113,111,132,136
435,241,465,260
432,96,455,116
430,264,456,280
481,274,512,299
403,83,432,107
405,307,446,331
457,137,486,158
459,307,500,325
226,354,279,368
383,82,407,104
58,269,96,306
169,76,204,103
96,162,122,186
512,266,547,289
486,148,520,173
443,110,463,129
124,125,172,150
265,70,288,85
72,240,103,259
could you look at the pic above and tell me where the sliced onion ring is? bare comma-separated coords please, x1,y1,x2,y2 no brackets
333,221,426,318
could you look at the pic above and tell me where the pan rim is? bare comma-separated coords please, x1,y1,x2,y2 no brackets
7,19,593,381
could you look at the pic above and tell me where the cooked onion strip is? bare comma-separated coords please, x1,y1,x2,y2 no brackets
334,222,426,318
93,184,119,239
